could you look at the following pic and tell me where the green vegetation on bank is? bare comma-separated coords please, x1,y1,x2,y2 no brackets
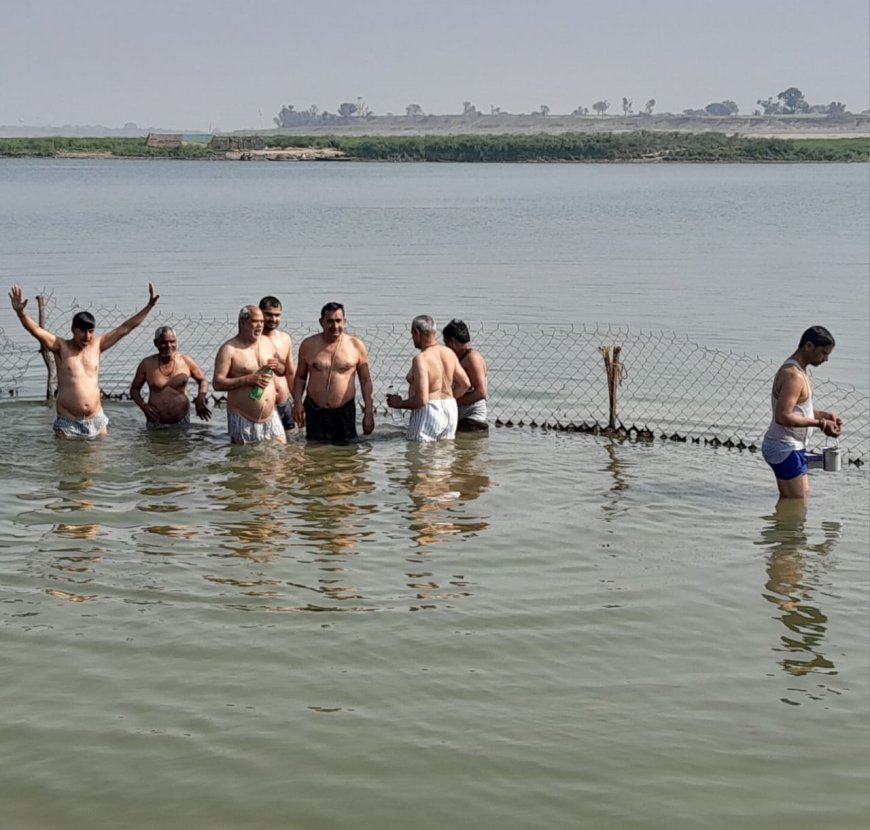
0,136,212,158
268,132,870,162
0,133,867,162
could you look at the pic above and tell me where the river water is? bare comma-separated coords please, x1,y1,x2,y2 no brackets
0,159,868,829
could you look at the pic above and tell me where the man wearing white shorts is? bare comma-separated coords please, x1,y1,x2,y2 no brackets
387,315,470,443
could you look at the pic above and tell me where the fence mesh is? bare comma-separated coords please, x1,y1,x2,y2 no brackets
2,297,867,466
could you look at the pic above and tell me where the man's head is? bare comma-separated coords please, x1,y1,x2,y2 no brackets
153,326,177,357
320,302,346,340
442,319,470,350
411,314,436,349
238,305,264,339
798,325,835,367
259,296,282,333
71,311,96,346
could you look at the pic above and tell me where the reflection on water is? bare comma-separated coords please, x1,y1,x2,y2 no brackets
386,437,491,610
601,440,631,522
46,442,105,599
294,442,376,557
212,443,299,562
757,499,841,699
292,442,377,607
391,438,491,551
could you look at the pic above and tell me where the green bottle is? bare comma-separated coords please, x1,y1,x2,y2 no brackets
249,366,273,401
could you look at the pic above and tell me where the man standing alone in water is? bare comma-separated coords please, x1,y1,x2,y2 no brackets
259,296,296,434
442,318,489,432
762,326,843,499
213,305,286,444
387,315,470,442
9,283,159,438
292,302,374,443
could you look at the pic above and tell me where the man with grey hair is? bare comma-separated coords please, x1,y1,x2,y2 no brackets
387,314,471,442
213,305,286,444
130,325,212,425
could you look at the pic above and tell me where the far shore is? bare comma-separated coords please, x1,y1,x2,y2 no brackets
2,127,867,163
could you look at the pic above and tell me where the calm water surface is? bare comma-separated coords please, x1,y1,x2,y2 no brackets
1,159,868,386
0,160,868,828
1,405,868,829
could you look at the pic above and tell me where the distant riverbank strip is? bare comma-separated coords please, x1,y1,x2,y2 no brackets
1,133,867,162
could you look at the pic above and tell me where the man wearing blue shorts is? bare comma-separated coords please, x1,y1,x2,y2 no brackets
762,326,843,499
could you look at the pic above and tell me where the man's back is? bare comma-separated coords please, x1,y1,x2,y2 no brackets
413,344,465,401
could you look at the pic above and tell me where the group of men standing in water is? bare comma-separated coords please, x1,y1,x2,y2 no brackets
7,283,490,447
8,283,846,499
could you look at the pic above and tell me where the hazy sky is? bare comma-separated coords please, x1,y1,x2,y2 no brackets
2,0,868,130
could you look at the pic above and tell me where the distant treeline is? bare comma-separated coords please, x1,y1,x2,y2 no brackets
1,133,868,162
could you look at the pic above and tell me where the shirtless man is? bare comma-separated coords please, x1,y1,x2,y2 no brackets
442,318,489,432
9,283,159,438
292,302,374,443
130,326,212,425
761,326,843,499
213,305,286,445
259,296,296,433
387,314,471,442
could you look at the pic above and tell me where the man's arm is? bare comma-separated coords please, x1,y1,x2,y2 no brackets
456,352,486,405
100,283,159,352
451,358,472,400
291,343,310,425
774,367,837,434
356,340,375,434
213,344,255,392
283,336,296,390
8,286,60,352
388,356,429,409
184,355,212,420
813,407,842,429
130,360,160,422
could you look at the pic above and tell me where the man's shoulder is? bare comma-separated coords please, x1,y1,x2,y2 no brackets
217,336,244,352
299,333,324,350
267,329,293,346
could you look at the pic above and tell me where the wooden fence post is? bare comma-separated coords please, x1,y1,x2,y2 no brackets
37,295,56,400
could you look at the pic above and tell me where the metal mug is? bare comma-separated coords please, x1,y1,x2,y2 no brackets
823,446,842,472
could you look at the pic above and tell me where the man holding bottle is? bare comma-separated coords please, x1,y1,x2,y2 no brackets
213,305,286,444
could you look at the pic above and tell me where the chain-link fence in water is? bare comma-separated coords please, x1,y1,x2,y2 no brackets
2,300,867,466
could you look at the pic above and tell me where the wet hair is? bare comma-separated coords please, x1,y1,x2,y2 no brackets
238,305,258,322
442,319,470,344
320,302,345,318
412,315,436,334
799,326,835,349
153,325,176,341
259,296,282,311
71,311,95,331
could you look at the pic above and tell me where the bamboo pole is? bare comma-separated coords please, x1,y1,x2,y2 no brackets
37,295,56,400
599,344,623,431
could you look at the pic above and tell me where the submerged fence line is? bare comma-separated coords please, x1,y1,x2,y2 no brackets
1,299,867,466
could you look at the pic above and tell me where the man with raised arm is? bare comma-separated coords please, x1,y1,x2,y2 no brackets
8,283,159,438
762,325,843,499
213,305,286,445
259,295,296,434
387,314,471,442
442,318,489,432
292,302,374,443
130,326,212,425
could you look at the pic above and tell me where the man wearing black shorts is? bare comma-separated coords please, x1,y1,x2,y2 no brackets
292,302,374,443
